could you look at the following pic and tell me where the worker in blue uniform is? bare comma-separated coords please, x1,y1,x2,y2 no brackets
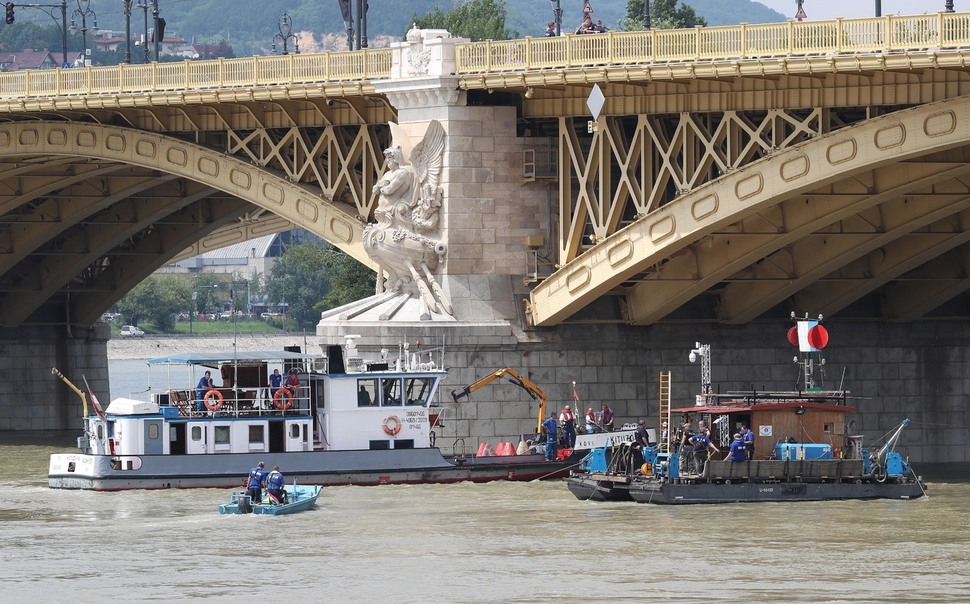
724,434,747,462
689,428,719,474
741,425,755,459
265,465,286,504
246,461,267,503
542,413,559,461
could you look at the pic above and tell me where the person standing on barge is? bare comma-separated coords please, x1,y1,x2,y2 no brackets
542,413,559,461
585,407,598,434
559,405,577,448
724,434,747,462
600,404,615,432
689,428,719,475
195,370,215,412
741,425,755,459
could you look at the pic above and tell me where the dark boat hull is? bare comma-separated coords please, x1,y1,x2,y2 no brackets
49,448,575,491
625,478,926,504
565,474,633,502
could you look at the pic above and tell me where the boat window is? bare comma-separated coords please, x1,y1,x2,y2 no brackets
357,378,377,407
148,424,159,440
191,425,202,441
369,440,390,450
248,424,264,444
289,424,300,439
96,424,104,439
404,377,434,406
394,439,415,449
214,426,230,444
381,378,402,406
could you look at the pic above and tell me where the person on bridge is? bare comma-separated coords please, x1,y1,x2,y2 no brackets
544,21,556,37
264,465,287,504
195,370,215,412
576,16,594,34
559,405,577,448
542,413,559,461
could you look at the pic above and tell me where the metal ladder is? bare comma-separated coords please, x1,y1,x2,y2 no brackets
658,371,671,452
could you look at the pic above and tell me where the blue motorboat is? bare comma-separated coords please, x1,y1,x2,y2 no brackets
219,484,322,515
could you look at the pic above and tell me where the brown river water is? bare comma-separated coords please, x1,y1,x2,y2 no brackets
1,430,967,603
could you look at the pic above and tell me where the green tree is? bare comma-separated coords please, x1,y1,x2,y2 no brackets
116,275,191,332
192,273,224,317
412,0,517,42
318,251,376,310
621,0,707,31
265,243,334,331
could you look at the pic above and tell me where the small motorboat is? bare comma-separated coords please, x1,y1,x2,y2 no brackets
219,484,322,515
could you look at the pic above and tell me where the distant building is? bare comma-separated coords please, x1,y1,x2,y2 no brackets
0,50,58,71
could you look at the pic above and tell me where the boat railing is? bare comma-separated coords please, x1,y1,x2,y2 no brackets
161,386,311,418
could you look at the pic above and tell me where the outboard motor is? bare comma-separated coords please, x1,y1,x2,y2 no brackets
237,492,253,514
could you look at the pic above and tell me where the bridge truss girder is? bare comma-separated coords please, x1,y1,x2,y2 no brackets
530,95,970,326
0,121,374,327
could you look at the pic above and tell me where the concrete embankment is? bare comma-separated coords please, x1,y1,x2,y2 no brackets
107,333,322,360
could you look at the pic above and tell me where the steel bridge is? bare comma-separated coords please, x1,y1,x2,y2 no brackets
2,12,970,328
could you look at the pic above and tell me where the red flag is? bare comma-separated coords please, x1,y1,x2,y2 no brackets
572,380,580,402
83,375,106,421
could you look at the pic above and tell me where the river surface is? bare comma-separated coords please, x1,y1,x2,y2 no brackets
3,359,967,602
1,431,968,603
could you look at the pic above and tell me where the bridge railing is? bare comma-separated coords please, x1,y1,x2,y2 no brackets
456,12,970,73
0,50,393,99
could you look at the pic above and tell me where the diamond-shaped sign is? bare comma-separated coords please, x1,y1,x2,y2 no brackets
587,84,605,121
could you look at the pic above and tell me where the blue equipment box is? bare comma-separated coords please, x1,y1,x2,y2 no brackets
776,443,833,460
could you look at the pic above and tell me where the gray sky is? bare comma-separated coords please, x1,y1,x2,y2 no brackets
755,1,953,20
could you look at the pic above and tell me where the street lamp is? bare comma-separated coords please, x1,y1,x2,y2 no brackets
19,2,69,66
643,0,650,30
946,1,955,13
68,0,97,67
272,12,300,55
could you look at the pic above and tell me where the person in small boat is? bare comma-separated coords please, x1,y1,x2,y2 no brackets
542,413,559,461
740,424,755,459
269,369,282,397
724,433,747,462
195,370,215,412
600,404,615,432
247,461,267,503
264,465,287,504
585,407,598,434
559,405,577,448
689,428,719,474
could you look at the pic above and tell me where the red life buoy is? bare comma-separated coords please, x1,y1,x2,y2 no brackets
273,388,293,410
203,389,224,411
382,415,402,436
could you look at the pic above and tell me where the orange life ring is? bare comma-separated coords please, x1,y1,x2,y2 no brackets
203,389,224,411
273,388,293,410
382,415,402,436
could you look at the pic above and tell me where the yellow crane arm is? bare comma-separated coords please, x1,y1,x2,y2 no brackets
451,368,548,434
51,367,88,418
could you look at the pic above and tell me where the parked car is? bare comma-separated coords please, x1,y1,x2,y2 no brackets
119,325,145,337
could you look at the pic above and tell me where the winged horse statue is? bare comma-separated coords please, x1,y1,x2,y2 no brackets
362,120,454,317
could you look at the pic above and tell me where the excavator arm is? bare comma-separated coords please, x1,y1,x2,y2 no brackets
451,368,548,434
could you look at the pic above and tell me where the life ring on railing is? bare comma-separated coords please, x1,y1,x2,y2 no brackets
273,388,293,410
382,415,402,437
203,389,224,411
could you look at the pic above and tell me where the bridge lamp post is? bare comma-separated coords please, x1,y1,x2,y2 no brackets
272,12,300,55
643,0,650,30
19,2,69,67
68,0,97,67
945,1,955,13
